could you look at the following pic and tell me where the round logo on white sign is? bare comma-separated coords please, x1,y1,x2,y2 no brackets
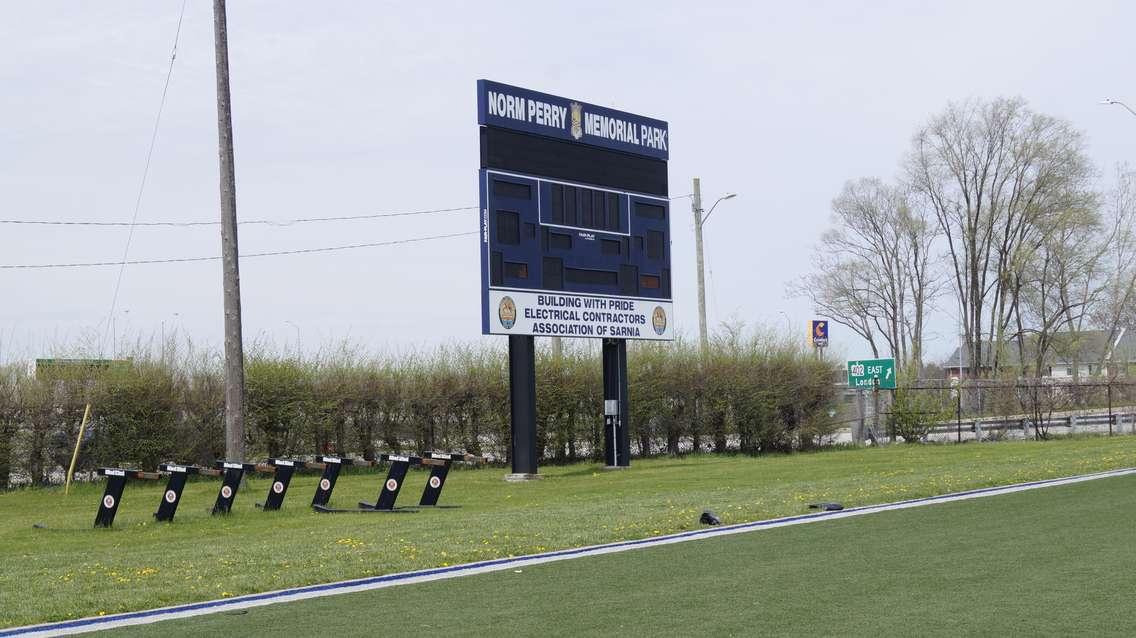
164,489,177,503
103,495,115,509
272,481,284,494
429,476,442,489
498,296,517,329
385,478,398,492
220,485,233,499
319,478,331,491
652,306,667,335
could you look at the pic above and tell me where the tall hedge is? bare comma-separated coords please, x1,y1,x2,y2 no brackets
0,333,837,487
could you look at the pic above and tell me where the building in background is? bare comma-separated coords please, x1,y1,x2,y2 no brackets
942,329,1134,379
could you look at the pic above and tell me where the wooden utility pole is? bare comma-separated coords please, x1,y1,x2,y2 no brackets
691,179,736,355
691,177,707,354
214,0,245,462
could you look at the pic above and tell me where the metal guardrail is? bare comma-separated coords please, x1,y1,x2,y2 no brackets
927,410,1136,436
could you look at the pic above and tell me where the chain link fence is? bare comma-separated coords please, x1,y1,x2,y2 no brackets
837,379,1136,443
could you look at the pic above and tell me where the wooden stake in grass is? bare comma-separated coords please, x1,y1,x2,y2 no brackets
64,403,92,496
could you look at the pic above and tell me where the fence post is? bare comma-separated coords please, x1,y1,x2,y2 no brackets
886,387,895,443
872,382,882,444
1107,381,1113,436
956,382,962,443
855,390,866,445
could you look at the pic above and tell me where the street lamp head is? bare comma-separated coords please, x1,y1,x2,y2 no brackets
700,192,738,225
1101,98,1136,118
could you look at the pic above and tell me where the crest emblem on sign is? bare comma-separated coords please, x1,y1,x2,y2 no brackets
569,102,583,140
499,296,517,329
652,306,667,335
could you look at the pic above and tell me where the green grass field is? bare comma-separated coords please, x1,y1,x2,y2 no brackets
3,436,1136,629
103,473,1136,637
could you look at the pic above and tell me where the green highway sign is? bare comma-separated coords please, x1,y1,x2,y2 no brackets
847,358,896,390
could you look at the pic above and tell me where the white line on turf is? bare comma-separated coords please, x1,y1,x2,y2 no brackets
6,466,1136,637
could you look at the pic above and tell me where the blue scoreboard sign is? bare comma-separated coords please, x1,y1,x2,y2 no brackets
478,80,673,340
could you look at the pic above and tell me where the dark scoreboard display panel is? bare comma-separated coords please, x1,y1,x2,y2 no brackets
478,80,673,341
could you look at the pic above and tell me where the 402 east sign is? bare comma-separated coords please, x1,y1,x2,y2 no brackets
847,358,897,390
478,80,673,341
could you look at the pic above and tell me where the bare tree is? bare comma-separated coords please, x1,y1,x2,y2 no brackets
907,98,1094,378
896,196,941,370
791,259,882,358
1016,201,1107,377
831,179,911,362
791,178,940,369
1093,164,1136,373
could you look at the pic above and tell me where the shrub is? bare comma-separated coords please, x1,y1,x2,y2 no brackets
2,328,840,486
887,380,953,443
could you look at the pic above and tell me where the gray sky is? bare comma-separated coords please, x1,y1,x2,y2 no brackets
1,1,1132,363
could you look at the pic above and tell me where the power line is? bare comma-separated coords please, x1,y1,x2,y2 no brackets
0,205,478,228
104,0,189,357
0,231,475,270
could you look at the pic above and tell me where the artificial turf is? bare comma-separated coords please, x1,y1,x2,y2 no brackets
100,472,1136,637
2,435,1135,628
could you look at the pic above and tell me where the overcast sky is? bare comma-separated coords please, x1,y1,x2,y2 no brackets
1,1,1133,364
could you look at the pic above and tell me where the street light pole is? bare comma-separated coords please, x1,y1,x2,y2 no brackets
690,178,736,354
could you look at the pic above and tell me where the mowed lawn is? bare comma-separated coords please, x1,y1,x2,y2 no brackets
2,436,1136,628
104,472,1136,637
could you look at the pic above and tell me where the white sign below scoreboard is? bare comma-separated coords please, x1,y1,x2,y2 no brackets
487,290,674,341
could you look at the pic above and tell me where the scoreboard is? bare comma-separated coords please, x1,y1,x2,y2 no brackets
478,80,673,341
